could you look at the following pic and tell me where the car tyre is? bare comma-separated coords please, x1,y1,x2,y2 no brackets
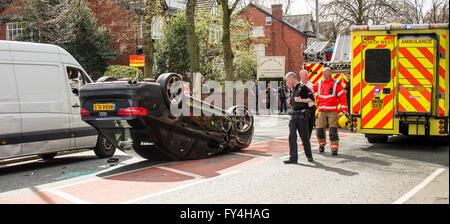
94,134,116,158
156,73,184,108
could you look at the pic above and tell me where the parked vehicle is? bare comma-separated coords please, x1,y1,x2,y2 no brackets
79,73,254,160
350,23,449,142
0,40,115,160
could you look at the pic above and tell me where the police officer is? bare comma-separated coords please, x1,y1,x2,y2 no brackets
284,72,315,164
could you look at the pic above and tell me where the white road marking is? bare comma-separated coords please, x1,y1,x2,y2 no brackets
121,170,240,204
231,152,271,159
47,189,91,204
158,166,205,179
392,168,446,204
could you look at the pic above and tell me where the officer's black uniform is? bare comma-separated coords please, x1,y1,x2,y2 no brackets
286,82,315,163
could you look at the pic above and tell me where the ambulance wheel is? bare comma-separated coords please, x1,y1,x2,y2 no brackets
366,134,388,144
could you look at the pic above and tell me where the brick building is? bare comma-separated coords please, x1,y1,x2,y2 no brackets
0,0,182,66
238,3,310,78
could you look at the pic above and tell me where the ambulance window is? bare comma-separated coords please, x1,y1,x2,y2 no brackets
364,49,391,83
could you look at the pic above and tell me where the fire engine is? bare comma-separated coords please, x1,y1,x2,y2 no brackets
350,23,449,142
303,34,351,87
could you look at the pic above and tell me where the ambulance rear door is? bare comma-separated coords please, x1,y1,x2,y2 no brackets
360,35,396,131
397,35,435,115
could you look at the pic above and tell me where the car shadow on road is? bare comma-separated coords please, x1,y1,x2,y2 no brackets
96,159,168,178
297,161,359,176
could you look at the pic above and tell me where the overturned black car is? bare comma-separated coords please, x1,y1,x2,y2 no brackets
79,73,254,160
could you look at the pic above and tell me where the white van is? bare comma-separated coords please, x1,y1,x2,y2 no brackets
0,40,115,160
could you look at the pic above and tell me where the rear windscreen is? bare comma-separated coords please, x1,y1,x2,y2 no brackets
365,49,391,83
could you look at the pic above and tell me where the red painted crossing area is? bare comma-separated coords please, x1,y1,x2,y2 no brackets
0,132,355,204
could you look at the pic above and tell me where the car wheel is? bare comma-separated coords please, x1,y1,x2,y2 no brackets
156,73,184,108
94,135,116,158
228,106,253,133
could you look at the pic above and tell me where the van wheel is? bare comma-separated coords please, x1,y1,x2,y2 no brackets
94,135,116,158
39,153,57,160
366,134,388,144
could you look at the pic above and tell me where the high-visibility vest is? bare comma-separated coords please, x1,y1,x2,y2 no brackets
312,78,348,113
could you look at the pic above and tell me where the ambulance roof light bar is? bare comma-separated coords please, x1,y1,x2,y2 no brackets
351,23,449,31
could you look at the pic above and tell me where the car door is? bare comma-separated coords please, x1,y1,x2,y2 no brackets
65,66,98,149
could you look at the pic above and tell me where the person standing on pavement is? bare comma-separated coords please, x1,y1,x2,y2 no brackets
284,72,315,164
299,69,316,139
278,82,288,114
251,80,260,114
265,83,271,112
311,67,348,155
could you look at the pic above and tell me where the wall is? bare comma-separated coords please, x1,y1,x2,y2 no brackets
239,5,307,77
0,1,21,40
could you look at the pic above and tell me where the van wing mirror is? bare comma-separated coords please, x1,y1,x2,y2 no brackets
72,88,79,96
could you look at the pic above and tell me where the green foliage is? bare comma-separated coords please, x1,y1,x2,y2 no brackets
154,11,190,77
103,65,143,80
154,8,259,83
15,0,118,80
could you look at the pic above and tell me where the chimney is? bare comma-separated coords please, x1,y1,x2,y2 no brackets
271,4,282,19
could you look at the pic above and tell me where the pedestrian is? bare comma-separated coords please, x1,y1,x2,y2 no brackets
284,72,315,164
278,82,288,114
299,69,316,139
311,67,348,155
265,83,271,112
251,80,260,114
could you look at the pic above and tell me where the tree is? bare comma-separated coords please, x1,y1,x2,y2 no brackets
142,0,164,79
186,0,200,74
424,0,449,23
320,0,401,34
217,0,241,81
154,11,190,76
15,0,118,79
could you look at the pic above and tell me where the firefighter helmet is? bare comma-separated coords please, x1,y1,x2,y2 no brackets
338,112,351,128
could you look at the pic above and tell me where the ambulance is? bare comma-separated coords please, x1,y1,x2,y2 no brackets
349,23,449,142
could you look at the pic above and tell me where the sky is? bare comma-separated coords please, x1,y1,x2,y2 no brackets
260,0,435,16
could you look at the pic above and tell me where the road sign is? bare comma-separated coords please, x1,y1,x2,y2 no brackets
130,55,145,67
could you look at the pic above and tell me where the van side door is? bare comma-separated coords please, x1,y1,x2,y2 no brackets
0,47,22,159
14,63,71,155
65,66,98,149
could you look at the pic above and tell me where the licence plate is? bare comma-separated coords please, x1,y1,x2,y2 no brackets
93,103,116,111
371,99,384,109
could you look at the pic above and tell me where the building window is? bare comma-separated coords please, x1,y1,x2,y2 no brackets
209,25,222,44
255,44,265,57
6,22,25,41
266,17,272,26
152,17,164,40
250,26,264,38
364,49,391,83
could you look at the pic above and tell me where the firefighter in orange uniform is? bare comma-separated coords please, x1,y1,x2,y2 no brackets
312,67,348,155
